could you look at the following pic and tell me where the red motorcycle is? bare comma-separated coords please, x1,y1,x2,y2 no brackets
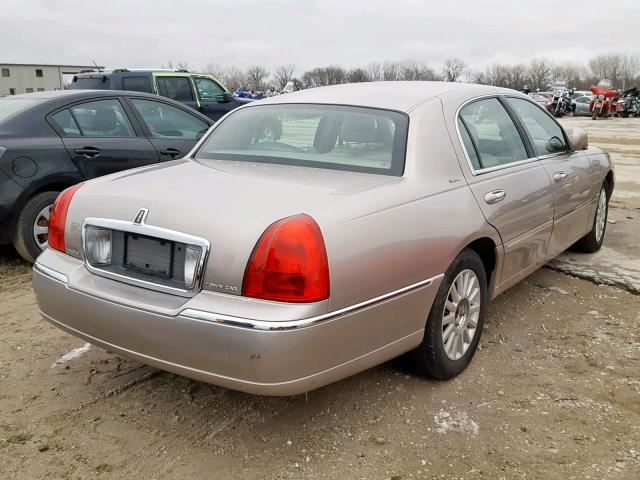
589,79,619,120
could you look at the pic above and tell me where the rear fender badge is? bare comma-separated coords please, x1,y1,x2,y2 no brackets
133,208,149,225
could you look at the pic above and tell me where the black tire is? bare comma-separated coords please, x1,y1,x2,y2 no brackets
404,249,488,380
572,183,609,253
13,191,60,263
592,107,600,120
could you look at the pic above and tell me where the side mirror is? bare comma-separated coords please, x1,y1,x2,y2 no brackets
218,92,234,103
569,127,588,150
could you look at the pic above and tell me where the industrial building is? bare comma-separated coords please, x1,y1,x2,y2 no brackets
0,63,104,96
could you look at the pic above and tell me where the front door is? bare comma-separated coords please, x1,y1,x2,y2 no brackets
457,97,555,292
126,97,211,160
504,97,596,257
193,76,234,121
53,98,158,179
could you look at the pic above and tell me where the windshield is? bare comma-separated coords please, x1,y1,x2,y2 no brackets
0,98,42,123
195,104,408,176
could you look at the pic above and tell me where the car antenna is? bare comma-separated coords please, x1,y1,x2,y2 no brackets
91,60,102,73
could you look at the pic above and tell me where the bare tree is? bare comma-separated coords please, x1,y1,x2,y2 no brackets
347,67,370,83
528,58,553,90
620,54,640,90
163,60,190,71
365,62,383,82
202,64,246,90
302,66,347,88
246,65,269,91
272,64,296,90
399,61,439,81
442,58,467,82
589,53,624,85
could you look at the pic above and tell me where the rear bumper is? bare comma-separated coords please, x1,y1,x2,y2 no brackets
33,250,441,395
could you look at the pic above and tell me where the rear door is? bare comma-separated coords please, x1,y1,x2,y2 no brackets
154,75,200,111
505,96,595,257
126,97,212,160
457,97,555,291
49,98,158,179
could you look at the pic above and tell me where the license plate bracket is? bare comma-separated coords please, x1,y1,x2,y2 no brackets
124,233,173,278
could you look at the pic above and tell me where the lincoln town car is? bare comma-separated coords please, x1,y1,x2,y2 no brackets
32,82,613,395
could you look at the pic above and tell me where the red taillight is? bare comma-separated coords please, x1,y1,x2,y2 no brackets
48,183,83,253
242,214,329,303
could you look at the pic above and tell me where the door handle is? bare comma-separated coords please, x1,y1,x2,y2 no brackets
159,148,181,158
484,189,506,204
553,171,568,182
74,147,101,158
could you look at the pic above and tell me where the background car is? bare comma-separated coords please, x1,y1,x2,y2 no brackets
33,82,614,396
528,93,550,106
70,69,251,121
0,90,213,262
574,94,594,116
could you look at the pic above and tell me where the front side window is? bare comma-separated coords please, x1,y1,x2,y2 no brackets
121,76,152,93
155,76,194,102
69,99,135,137
194,77,225,102
130,99,209,140
196,104,408,176
459,98,529,169
506,97,567,155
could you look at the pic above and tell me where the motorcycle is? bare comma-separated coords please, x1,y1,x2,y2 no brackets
589,79,619,120
545,87,573,117
618,87,640,118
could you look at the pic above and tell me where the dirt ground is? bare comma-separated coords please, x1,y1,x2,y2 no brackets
1,118,639,480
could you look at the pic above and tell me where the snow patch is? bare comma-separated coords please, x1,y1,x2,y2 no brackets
52,343,92,367
433,410,479,435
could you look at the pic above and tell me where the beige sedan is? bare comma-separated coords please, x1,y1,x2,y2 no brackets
33,82,613,395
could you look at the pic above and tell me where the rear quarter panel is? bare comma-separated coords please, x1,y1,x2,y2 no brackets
315,98,500,313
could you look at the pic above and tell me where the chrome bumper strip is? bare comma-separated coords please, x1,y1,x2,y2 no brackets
181,273,444,331
33,262,68,284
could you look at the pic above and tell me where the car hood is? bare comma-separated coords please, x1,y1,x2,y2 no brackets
65,158,402,295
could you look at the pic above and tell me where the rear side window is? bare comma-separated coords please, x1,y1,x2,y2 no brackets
459,98,528,170
51,109,81,136
196,104,408,176
506,97,567,155
156,76,194,102
130,99,209,140
69,99,135,137
457,118,481,170
121,76,152,93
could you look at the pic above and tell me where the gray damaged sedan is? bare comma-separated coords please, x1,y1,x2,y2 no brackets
33,82,614,395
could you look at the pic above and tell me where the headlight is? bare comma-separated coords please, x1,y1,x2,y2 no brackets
183,245,202,288
599,94,605,100
85,226,112,266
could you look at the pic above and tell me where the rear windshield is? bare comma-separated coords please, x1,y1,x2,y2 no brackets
72,76,109,89
195,104,408,176
0,98,42,123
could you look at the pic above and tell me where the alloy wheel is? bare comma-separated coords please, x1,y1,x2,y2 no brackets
33,204,53,250
595,188,607,243
442,269,481,361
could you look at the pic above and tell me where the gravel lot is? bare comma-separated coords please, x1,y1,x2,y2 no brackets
1,117,638,480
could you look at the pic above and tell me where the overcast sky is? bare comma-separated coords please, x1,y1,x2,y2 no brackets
2,0,639,73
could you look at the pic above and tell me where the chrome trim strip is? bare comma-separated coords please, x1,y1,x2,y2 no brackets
180,273,444,331
81,217,210,298
33,262,68,284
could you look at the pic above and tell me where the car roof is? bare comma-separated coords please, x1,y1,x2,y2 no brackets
254,81,516,113
7,89,162,100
